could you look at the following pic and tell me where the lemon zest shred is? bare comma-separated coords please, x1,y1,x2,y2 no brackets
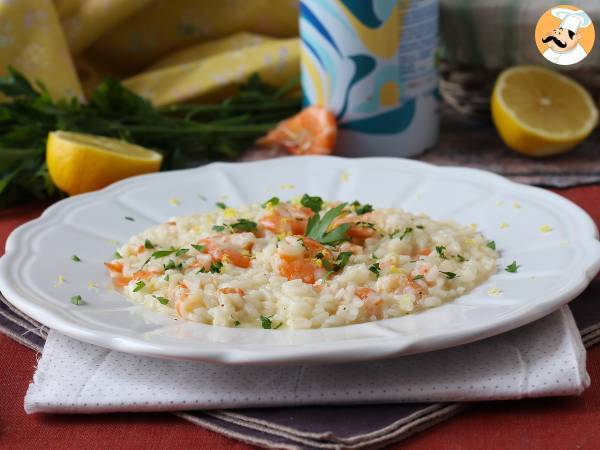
487,286,503,297
53,275,65,288
223,208,237,219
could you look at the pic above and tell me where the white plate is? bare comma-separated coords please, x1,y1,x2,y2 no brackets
1,157,599,364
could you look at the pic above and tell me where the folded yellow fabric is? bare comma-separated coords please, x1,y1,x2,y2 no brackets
124,36,300,106
0,0,300,105
60,0,154,54
0,0,82,100
86,0,299,73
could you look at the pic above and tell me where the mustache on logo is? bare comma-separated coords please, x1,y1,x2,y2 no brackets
542,35,567,48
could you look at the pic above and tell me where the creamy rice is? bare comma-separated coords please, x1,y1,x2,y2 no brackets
105,198,497,329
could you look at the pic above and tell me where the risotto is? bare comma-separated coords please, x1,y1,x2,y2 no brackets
105,196,497,329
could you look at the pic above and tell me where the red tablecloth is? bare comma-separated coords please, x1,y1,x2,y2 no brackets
2,186,600,449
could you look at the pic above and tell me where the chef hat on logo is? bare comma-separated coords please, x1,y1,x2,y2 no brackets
551,8,592,33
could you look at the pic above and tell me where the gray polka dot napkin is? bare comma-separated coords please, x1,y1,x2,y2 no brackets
22,305,588,414
2,284,599,450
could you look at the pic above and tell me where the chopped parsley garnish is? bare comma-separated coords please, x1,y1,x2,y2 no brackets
435,246,447,259
175,248,189,257
212,225,227,232
369,262,381,278
351,201,373,215
70,295,84,305
234,320,241,327
314,252,331,270
305,203,350,246
355,221,376,229
144,239,155,249
209,261,223,273
259,315,275,329
153,295,169,305
412,274,424,281
261,197,280,208
440,271,458,279
486,240,496,250
198,261,223,274
335,252,352,271
71,255,81,262
216,202,227,209
416,225,425,229
151,248,177,258
315,251,350,274
125,216,135,221
456,254,468,262
391,227,413,239
505,261,520,273
300,194,324,213
163,260,183,271
191,244,206,252
230,218,257,232
400,227,413,240
113,251,122,259
133,281,145,292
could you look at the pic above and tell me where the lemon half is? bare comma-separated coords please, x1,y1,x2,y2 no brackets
491,65,598,157
47,131,163,196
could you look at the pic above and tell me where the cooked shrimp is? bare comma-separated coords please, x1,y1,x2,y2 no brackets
277,236,330,284
259,203,314,235
257,106,337,155
332,212,377,243
197,232,256,268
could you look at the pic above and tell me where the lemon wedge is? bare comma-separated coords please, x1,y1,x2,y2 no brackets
47,131,162,195
491,66,598,157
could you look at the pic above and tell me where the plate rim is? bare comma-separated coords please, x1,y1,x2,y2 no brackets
1,156,599,364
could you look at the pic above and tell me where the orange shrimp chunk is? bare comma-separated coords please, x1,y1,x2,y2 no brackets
113,275,132,287
198,236,252,269
221,249,251,268
356,287,375,300
347,225,376,239
218,287,245,295
258,203,314,235
257,106,337,155
279,258,317,284
132,270,160,280
277,237,330,283
332,214,376,243
104,261,123,273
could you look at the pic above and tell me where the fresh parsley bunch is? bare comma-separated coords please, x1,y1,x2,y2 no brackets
0,68,300,208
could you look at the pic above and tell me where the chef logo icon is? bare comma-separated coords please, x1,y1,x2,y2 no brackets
535,5,595,66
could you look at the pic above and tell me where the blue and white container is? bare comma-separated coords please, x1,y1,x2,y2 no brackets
300,0,439,157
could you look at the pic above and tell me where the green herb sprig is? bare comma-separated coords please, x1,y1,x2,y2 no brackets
300,194,323,213
369,262,381,278
70,295,84,305
351,201,373,215
505,261,520,273
305,203,350,246
0,68,301,208
261,197,280,208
